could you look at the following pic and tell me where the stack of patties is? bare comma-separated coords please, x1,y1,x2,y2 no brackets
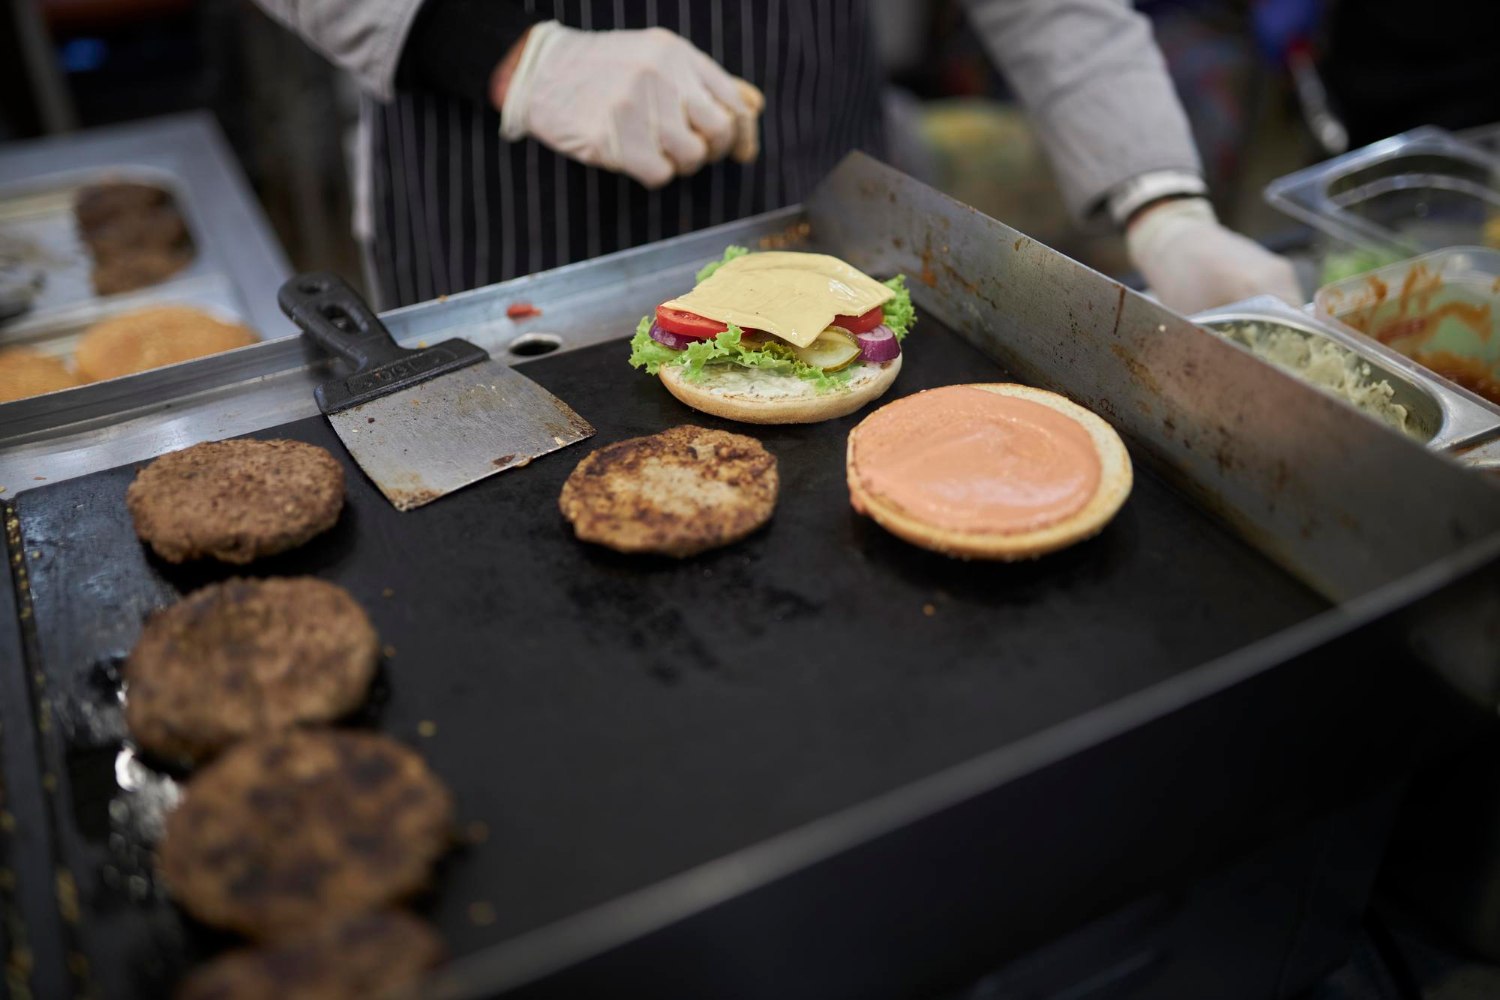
75,181,195,295
118,437,456,998
629,246,915,424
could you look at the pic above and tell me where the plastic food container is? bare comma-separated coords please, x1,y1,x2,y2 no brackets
1315,247,1500,408
1265,127,1500,256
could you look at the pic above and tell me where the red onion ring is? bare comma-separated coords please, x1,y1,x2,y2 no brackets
856,325,900,363
649,323,702,351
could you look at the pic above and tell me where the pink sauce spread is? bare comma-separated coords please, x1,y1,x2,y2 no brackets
850,386,1101,534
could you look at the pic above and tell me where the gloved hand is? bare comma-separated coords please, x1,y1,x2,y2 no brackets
1125,198,1303,315
498,21,763,189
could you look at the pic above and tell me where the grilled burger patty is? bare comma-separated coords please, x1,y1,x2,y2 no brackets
559,424,779,557
160,730,453,940
125,577,379,764
173,909,445,1000
126,439,344,564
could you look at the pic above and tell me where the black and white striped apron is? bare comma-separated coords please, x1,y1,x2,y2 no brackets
365,0,886,309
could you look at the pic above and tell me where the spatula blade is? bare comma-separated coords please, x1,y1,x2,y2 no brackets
328,359,593,511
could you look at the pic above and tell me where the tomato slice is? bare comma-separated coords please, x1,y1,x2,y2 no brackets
837,304,884,334
655,306,727,339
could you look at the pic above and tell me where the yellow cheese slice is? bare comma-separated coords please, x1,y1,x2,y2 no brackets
662,252,894,348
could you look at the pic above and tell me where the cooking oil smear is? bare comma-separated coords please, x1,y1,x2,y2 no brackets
66,656,181,907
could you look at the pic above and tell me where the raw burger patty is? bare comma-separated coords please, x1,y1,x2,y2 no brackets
173,909,444,1000
125,577,379,764
126,438,344,564
558,424,779,557
160,730,454,940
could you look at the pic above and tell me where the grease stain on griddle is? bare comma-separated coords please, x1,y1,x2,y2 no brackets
564,549,816,684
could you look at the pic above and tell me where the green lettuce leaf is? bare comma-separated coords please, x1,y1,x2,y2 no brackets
882,274,915,341
628,315,680,375
629,319,853,392
695,245,750,282
679,325,853,391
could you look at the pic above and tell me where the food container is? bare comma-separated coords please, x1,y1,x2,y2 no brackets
1314,247,1500,411
0,113,291,403
1264,127,1500,256
1194,295,1500,453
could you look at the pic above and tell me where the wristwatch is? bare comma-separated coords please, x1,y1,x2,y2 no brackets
1106,170,1209,229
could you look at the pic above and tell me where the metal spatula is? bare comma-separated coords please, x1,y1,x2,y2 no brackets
278,273,593,511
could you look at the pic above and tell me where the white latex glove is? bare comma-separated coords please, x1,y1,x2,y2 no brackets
1125,198,1303,315
499,21,763,189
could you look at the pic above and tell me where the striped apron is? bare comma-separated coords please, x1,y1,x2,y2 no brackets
364,0,887,309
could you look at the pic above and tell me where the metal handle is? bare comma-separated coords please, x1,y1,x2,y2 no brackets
277,271,410,372
277,270,488,414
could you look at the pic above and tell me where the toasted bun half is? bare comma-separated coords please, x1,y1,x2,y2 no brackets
659,355,902,425
847,383,1132,560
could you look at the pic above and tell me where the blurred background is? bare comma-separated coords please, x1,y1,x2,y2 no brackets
6,0,1496,293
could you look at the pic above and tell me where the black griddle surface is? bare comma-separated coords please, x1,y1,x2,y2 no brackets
11,320,1328,996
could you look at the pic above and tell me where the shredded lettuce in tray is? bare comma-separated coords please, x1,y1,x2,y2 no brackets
628,246,918,393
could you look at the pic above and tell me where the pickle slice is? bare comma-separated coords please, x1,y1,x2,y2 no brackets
791,326,861,372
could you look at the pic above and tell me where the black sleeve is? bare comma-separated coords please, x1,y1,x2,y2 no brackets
397,0,540,103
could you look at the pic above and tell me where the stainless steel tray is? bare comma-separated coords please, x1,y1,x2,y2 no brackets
1192,295,1500,454
0,168,258,386
1263,126,1500,255
0,113,291,353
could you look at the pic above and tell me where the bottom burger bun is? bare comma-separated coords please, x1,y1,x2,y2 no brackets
659,355,902,425
847,383,1133,560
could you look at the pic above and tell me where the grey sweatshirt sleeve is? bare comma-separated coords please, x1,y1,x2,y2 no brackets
251,0,428,101
962,0,1203,221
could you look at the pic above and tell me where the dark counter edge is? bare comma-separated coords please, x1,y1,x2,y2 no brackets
2,499,77,998
425,531,1500,999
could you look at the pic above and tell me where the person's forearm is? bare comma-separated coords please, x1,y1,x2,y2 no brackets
398,0,539,104
961,0,1202,222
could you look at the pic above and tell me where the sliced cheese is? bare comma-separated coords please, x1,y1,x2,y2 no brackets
662,251,894,348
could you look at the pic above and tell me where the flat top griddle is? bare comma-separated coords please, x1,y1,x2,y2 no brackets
9,314,1327,998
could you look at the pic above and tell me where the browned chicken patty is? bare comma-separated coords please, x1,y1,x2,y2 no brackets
0,348,80,403
75,305,257,382
125,578,379,765
160,730,454,940
126,439,344,564
559,424,778,557
173,909,445,1000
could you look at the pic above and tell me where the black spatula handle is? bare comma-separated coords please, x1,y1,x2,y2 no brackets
277,272,487,414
